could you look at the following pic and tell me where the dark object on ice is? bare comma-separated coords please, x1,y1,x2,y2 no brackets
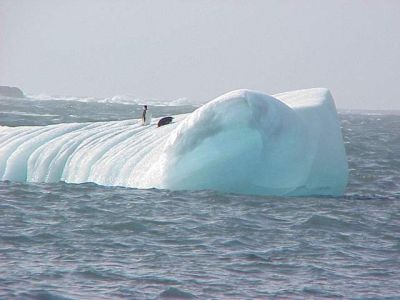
142,105,148,124
0,86,25,98
157,116,173,127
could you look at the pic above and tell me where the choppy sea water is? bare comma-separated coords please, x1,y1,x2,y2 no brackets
1,97,400,299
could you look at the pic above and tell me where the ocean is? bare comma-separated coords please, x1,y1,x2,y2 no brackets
1,96,399,299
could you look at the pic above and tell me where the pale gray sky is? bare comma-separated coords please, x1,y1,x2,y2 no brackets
1,0,399,109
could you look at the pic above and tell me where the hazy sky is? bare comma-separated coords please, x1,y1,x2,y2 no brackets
1,0,399,109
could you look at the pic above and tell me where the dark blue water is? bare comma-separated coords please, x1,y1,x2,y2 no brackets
1,98,400,299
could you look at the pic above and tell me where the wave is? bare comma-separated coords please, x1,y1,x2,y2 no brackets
26,93,196,107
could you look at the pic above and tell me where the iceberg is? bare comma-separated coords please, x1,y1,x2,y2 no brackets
0,88,348,196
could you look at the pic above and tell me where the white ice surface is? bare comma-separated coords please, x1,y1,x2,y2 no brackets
0,88,348,196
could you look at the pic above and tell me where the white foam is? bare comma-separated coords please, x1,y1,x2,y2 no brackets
26,93,193,106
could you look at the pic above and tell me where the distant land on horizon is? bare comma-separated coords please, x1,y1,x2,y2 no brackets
0,85,25,98
1,84,399,114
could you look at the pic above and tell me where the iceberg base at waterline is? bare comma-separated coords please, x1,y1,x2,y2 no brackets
0,88,348,196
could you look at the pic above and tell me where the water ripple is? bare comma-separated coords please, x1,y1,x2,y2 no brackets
1,113,400,298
